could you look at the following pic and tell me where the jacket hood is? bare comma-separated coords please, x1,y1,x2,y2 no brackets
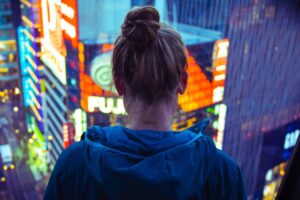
83,125,217,199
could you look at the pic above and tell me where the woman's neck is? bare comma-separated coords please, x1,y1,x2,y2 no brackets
125,98,177,131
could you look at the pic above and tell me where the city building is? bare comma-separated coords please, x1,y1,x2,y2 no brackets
0,0,19,87
18,0,78,169
222,0,300,198
18,0,47,177
257,119,300,199
12,1,300,198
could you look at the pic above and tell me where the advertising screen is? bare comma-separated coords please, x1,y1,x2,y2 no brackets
18,26,34,107
78,43,122,114
78,36,228,148
40,0,78,85
18,26,43,123
255,120,300,199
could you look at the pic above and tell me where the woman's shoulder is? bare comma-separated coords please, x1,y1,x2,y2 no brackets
205,149,246,199
212,149,243,182
60,141,85,159
215,150,238,168
54,141,86,173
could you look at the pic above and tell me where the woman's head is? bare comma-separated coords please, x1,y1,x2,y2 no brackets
112,6,187,105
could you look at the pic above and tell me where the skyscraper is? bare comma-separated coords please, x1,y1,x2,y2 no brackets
0,0,19,87
222,0,300,197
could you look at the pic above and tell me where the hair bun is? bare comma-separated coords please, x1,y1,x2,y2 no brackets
122,6,160,49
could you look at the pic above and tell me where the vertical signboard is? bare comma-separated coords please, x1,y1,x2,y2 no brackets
40,0,67,85
61,0,78,48
212,39,229,103
40,0,78,85
62,122,75,148
18,26,34,107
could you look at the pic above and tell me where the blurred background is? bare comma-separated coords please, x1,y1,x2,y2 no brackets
0,0,299,199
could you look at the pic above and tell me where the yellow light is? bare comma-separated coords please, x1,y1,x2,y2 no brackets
28,79,39,94
29,91,41,109
10,164,14,170
26,67,38,82
0,68,9,73
3,165,8,171
14,87,20,95
280,169,285,176
15,129,19,134
25,55,38,69
214,74,226,81
22,15,33,27
21,0,31,7
30,104,42,121
48,135,53,141
32,134,37,139
13,106,19,112
21,15,40,28
1,177,5,182
22,28,41,42
25,42,37,56
29,138,34,143
38,65,44,71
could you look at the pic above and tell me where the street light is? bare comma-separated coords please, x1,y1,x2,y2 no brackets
48,135,53,141
14,87,20,95
13,106,19,112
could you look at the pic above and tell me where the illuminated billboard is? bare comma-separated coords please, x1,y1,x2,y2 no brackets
40,0,78,85
255,119,300,199
77,35,228,148
18,26,34,107
61,0,78,48
174,39,229,148
179,39,229,112
18,26,33,107
18,26,43,125
78,43,118,113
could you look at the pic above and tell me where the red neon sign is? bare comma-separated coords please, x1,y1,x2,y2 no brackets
62,123,75,148
61,0,78,48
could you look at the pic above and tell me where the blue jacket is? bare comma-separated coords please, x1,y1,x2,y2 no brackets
44,126,246,200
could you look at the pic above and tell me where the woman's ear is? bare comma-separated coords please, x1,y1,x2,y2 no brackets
177,70,188,94
114,77,125,96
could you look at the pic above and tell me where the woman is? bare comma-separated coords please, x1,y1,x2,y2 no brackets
45,6,246,200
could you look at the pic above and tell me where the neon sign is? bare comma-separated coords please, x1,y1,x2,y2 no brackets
90,52,117,92
88,96,125,114
41,0,67,85
62,123,75,148
40,0,78,85
78,43,116,112
61,0,78,47
212,39,229,103
178,51,213,112
178,39,229,112
215,104,227,149
18,27,32,107
284,129,300,150
72,109,87,141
